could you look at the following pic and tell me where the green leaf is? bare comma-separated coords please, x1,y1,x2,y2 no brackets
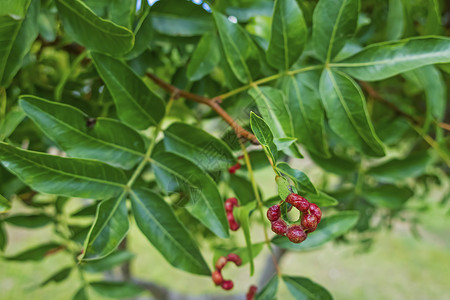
6,242,62,261
0,142,127,199
125,4,153,59
283,275,333,300
319,69,385,157
163,122,235,172
0,0,39,87
187,32,221,81
255,275,279,300
54,0,134,55
150,0,212,37
363,184,413,209
281,73,329,157
0,194,11,213
151,152,229,238
276,162,318,195
213,242,264,267
266,0,307,69
272,211,359,251
235,203,256,275
309,151,358,175
386,0,404,41
306,191,339,207
81,250,134,273
72,287,88,300
276,175,294,201
250,112,273,146
367,151,433,183
312,0,359,62
82,0,135,28
249,87,293,138
40,267,72,287
225,1,273,22
0,106,26,141
213,11,254,83
91,52,165,130
90,281,143,298
130,188,210,275
19,96,146,169
425,0,442,35
229,174,258,205
0,223,6,252
4,213,53,228
409,66,446,121
82,197,129,260
250,112,278,164
335,37,450,81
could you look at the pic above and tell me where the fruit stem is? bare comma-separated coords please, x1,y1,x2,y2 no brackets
239,141,281,276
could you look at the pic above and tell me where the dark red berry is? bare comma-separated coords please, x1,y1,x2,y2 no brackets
266,204,281,221
228,163,241,174
294,198,310,212
228,219,241,231
215,256,228,271
226,211,235,222
225,198,238,211
309,203,322,223
221,280,234,290
246,285,258,300
301,214,318,232
226,253,242,266
212,270,223,285
271,219,287,235
287,225,307,243
286,193,310,212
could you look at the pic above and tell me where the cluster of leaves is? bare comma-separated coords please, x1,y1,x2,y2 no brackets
0,0,449,298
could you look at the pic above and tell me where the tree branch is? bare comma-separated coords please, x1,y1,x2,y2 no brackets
359,81,450,131
146,73,259,144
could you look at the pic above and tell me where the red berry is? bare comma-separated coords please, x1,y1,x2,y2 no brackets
226,253,242,266
286,193,310,212
212,270,223,285
228,163,241,174
285,193,299,205
215,256,228,271
226,211,235,222
266,204,281,221
271,219,287,235
301,214,318,232
246,285,258,300
225,198,238,211
309,203,322,223
229,219,240,231
294,198,310,212
287,225,307,243
221,280,234,290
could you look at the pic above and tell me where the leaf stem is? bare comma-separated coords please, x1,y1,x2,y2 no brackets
410,123,450,168
217,65,323,100
54,52,88,101
0,88,6,120
126,94,175,189
239,141,281,276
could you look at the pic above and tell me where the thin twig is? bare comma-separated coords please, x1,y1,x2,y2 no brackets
239,141,281,276
359,81,450,131
146,73,259,144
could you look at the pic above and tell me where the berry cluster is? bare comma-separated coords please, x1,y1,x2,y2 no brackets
267,193,322,244
211,253,242,290
246,285,258,300
225,197,240,231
